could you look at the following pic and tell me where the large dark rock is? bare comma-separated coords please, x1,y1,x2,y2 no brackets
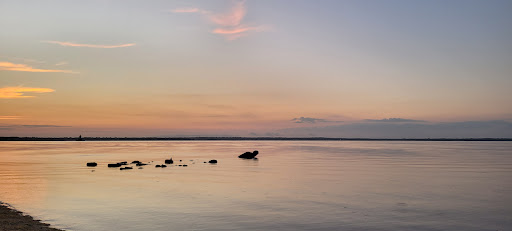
165,158,174,164
238,150,259,159
108,163,122,167
208,159,218,164
86,162,97,167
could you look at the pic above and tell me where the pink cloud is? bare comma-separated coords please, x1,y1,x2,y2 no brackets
171,8,202,13
172,1,267,40
212,26,266,40
208,1,246,27
213,26,264,35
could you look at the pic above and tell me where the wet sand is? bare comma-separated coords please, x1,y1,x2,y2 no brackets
0,203,63,231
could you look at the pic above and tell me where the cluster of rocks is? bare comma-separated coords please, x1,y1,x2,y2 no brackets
85,150,259,170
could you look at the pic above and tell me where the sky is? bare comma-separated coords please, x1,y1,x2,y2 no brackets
1,0,511,138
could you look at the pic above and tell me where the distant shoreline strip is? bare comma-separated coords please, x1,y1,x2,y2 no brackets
0,137,511,141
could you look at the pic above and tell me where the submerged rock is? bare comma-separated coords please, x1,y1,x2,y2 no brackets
108,163,121,167
120,167,133,170
131,160,141,164
86,162,97,167
155,165,161,168
136,163,148,166
118,161,128,165
208,159,218,164
238,150,259,159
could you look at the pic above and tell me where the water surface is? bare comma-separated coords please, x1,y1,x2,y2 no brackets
0,141,511,231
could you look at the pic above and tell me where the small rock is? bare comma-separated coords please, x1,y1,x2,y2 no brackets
208,160,218,164
86,162,97,167
131,160,141,164
120,167,133,170
108,163,121,167
155,165,162,168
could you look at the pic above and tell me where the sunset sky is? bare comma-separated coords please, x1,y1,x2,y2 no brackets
1,0,511,137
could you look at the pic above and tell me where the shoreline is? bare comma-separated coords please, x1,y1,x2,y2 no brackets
0,203,63,231
1,137,511,141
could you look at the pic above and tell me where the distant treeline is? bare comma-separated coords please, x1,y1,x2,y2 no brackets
1,137,511,141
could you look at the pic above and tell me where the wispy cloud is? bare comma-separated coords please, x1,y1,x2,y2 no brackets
20,124,71,128
43,41,136,48
171,7,203,13
212,25,266,40
0,56,45,64
0,87,55,99
291,117,343,124
208,1,246,27
0,124,71,130
365,118,427,123
0,62,75,73
55,61,68,66
0,116,22,120
172,1,266,40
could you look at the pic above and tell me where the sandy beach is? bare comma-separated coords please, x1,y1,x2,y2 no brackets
0,203,62,231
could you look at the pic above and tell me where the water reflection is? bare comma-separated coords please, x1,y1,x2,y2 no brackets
0,141,511,231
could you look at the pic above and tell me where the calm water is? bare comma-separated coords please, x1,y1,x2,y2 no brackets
0,141,511,231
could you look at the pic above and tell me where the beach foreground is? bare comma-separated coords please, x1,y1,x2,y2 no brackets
0,203,62,231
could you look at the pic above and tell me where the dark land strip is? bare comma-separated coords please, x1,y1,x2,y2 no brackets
1,137,511,141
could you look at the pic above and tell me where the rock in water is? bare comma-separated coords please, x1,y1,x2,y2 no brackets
120,167,133,170
86,162,97,167
165,158,174,164
108,163,121,167
238,150,259,159
208,160,218,164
